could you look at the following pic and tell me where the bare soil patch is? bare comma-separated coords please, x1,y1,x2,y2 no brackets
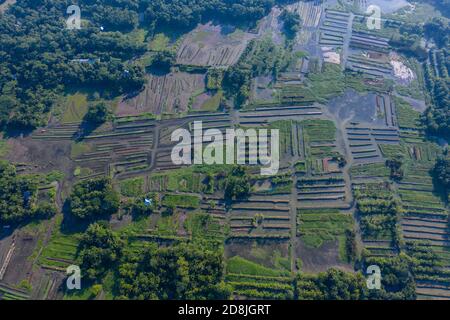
295,239,353,274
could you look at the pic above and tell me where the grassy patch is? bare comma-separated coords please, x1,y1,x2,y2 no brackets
0,138,9,158
149,33,170,51
200,91,222,111
298,209,353,249
226,256,290,277
70,142,91,159
61,93,89,123
120,177,145,197
162,193,200,208
395,96,421,130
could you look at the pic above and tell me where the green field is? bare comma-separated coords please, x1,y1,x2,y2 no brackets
162,193,201,208
298,209,353,250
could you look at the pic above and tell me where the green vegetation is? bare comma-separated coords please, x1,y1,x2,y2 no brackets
297,269,367,300
386,158,404,181
298,209,354,254
0,160,56,225
199,91,223,112
226,255,290,277
224,166,251,201
39,215,80,270
162,194,200,209
149,33,170,52
281,63,393,105
61,94,89,124
185,212,225,242
120,177,145,197
394,96,422,130
84,102,113,125
79,223,124,280
206,68,225,90
354,182,401,243
117,243,230,299
280,9,301,39
225,255,293,299
363,254,416,300
0,0,145,129
223,37,291,107
1,0,449,302
144,0,286,30
150,50,176,72
422,46,449,138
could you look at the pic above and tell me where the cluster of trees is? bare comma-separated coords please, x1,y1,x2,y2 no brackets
0,161,56,225
433,156,450,194
424,51,450,138
84,102,113,125
90,3,139,31
123,195,157,217
422,0,450,19
223,37,290,106
389,17,449,61
79,222,124,280
363,254,416,300
424,18,449,49
117,242,231,299
0,0,300,129
280,9,301,39
224,166,251,201
150,50,176,73
296,257,416,300
0,0,145,130
143,0,294,31
68,177,119,220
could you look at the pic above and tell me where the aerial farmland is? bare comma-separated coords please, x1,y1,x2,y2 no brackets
0,0,449,302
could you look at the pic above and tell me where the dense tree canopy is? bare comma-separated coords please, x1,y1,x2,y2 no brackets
84,102,113,124
117,243,231,300
424,61,450,137
224,166,251,200
79,223,124,280
68,177,119,219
